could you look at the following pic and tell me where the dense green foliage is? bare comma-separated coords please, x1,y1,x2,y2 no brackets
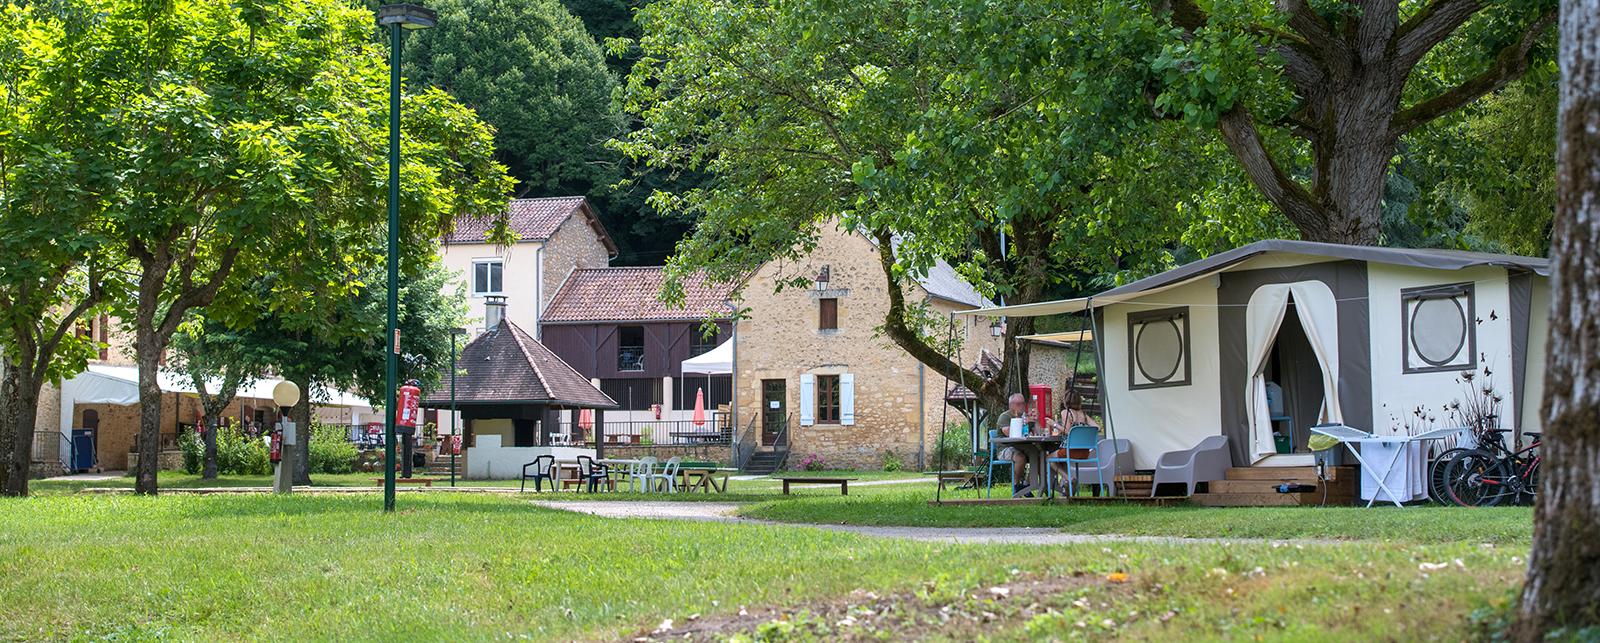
306,424,358,475
179,425,270,476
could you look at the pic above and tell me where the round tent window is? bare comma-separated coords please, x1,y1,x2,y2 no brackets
1411,296,1467,366
1135,319,1184,383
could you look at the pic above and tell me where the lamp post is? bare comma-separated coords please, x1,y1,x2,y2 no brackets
271,380,302,494
377,2,436,512
449,326,466,487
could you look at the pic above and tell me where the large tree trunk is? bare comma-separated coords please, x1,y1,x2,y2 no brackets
291,375,312,486
202,417,218,479
0,358,42,497
132,325,166,495
1516,0,1600,636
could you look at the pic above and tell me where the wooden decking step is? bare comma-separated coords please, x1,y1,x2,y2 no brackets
1206,478,1355,495
1223,465,1357,482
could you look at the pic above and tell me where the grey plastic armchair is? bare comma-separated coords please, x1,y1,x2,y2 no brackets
1151,435,1230,497
1072,438,1135,497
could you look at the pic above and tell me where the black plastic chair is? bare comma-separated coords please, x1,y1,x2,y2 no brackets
521,454,556,492
577,455,612,493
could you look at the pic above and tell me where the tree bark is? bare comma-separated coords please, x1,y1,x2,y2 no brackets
1516,0,1600,636
132,325,166,495
291,375,312,486
0,359,41,497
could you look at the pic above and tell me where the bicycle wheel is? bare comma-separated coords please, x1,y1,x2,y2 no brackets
1517,457,1540,505
1442,450,1509,507
1428,447,1473,504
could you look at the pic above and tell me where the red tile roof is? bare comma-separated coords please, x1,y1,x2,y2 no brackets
444,196,617,255
421,319,617,408
543,267,735,323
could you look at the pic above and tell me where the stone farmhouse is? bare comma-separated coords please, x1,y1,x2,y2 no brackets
732,223,1006,471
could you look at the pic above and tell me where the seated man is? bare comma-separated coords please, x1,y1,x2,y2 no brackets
993,393,1037,496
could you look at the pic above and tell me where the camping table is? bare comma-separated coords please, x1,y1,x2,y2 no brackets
1311,425,1461,508
992,435,1065,498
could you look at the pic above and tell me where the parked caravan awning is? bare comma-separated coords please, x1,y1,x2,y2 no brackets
680,338,733,375
58,364,371,435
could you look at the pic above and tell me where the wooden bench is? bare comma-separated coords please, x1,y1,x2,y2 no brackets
371,477,438,487
927,470,979,490
776,476,858,495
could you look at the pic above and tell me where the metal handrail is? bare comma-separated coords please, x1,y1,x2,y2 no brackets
771,413,793,471
733,415,760,470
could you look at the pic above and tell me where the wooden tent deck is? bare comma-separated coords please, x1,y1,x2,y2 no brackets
930,466,1361,508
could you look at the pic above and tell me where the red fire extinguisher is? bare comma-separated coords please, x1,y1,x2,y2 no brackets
450,434,462,455
395,380,422,428
269,430,282,464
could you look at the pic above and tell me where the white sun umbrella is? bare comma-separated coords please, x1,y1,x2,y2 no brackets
680,339,732,427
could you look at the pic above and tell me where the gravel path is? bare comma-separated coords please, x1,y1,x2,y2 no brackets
529,500,1327,546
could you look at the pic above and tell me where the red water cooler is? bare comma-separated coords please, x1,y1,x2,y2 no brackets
1028,384,1053,426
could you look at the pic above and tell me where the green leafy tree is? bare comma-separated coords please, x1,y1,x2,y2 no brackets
617,0,1241,412
1147,0,1557,245
167,314,283,479
0,1,123,496
83,0,510,495
404,0,622,202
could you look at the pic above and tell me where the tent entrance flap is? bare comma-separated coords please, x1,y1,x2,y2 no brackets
1245,281,1342,462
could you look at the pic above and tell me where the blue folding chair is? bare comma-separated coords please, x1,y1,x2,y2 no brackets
1048,425,1102,498
984,429,1012,498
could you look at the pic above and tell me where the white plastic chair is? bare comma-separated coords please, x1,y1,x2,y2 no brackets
645,457,681,493
627,457,657,493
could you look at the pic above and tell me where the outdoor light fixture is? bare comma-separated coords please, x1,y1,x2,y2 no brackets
379,2,434,512
376,3,437,29
816,265,831,291
990,318,1005,337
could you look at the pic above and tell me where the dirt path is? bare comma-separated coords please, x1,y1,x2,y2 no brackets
529,500,1331,546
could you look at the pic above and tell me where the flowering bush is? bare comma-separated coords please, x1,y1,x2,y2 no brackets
798,453,826,471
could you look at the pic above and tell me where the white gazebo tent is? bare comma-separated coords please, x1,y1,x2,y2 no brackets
680,338,733,376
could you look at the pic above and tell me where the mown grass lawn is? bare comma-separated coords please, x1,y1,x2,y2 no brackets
1,489,1532,641
739,487,1534,544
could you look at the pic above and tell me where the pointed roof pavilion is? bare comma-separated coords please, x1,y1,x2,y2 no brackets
422,318,617,410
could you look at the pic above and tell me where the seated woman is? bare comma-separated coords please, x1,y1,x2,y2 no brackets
1046,390,1100,494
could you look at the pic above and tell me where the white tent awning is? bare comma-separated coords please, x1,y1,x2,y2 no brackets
680,339,733,375
58,364,372,435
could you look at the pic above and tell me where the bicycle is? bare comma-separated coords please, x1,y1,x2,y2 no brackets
1440,428,1541,507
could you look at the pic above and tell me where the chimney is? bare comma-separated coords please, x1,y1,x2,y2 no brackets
485,295,507,330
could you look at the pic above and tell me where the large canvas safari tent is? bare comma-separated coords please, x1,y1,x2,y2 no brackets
965,240,1550,470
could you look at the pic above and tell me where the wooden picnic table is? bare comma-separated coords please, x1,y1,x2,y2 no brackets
774,476,857,495
992,435,1064,498
677,465,736,493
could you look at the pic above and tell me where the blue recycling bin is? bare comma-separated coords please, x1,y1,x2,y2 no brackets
70,429,95,472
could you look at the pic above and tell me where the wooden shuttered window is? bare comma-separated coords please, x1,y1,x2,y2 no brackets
819,298,838,330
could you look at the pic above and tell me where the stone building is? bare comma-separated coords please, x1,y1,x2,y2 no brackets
439,196,617,337
733,223,1005,470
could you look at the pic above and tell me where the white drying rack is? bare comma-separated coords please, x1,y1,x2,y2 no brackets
1310,424,1464,508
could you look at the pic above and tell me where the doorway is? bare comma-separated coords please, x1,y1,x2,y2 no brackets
1263,297,1325,454
761,379,786,446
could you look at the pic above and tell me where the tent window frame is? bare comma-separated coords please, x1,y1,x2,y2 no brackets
1401,282,1476,374
1127,307,1191,390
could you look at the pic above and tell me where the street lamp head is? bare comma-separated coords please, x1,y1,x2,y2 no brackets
377,3,437,29
450,327,468,336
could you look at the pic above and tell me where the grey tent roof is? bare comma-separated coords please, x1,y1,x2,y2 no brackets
957,239,1549,318
1096,239,1549,301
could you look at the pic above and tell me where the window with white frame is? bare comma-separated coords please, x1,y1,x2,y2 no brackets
472,259,503,296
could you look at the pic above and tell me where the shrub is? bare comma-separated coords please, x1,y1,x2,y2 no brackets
307,423,358,474
179,431,203,474
798,453,826,471
933,424,974,468
880,450,904,472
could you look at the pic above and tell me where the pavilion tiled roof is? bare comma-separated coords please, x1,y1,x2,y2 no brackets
542,267,735,323
443,196,618,255
421,319,616,409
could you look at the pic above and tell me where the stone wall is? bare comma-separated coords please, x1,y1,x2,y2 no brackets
735,223,1001,470
541,213,614,309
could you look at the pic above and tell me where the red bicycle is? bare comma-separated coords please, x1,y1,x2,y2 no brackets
1441,428,1541,507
